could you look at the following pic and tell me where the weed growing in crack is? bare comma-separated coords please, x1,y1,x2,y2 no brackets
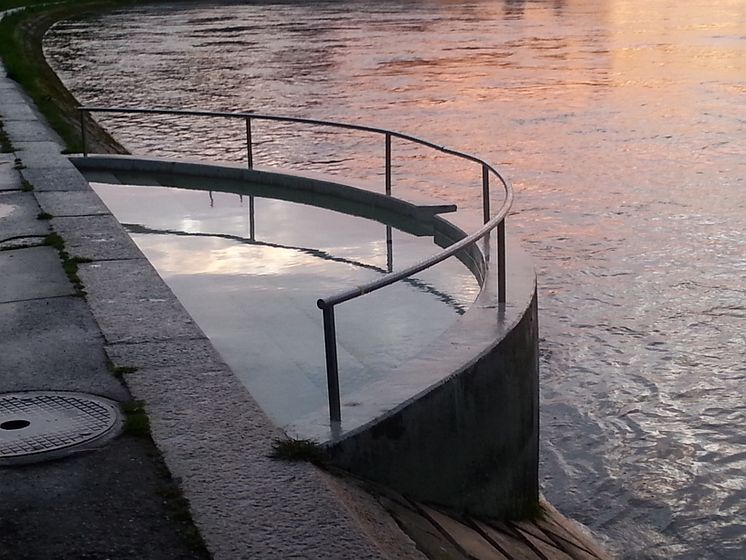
0,121,13,153
122,400,150,437
154,468,211,554
270,437,328,466
106,359,138,378
42,233,87,295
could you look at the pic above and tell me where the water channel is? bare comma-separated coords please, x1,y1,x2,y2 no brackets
44,1,745,558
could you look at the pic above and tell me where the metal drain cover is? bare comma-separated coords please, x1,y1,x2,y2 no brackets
0,391,123,465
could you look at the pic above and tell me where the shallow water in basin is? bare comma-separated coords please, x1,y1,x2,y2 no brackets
91,181,479,427
46,1,746,557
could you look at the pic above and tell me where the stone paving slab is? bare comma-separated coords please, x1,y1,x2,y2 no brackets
35,190,111,216
21,167,91,191
0,191,49,241
0,86,26,101
13,140,65,153
14,144,72,169
1,119,60,142
0,101,37,120
0,246,72,303
106,338,228,372
78,259,206,344
0,79,20,90
50,214,143,260
0,296,128,400
0,154,21,190
126,365,389,560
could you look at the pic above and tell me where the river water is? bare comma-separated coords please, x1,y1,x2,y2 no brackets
44,1,745,557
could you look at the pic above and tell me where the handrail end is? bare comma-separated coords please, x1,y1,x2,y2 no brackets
317,298,328,310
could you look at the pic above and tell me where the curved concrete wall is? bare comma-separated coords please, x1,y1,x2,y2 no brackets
327,245,538,519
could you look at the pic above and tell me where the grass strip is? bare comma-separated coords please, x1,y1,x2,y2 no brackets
0,0,130,153
270,437,329,466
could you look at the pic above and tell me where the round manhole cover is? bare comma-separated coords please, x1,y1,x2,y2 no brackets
0,391,123,465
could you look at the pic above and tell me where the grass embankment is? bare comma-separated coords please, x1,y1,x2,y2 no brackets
0,0,128,153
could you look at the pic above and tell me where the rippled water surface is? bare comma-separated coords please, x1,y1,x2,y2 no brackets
45,1,745,557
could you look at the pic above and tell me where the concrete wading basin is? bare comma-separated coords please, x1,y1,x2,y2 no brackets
72,154,539,519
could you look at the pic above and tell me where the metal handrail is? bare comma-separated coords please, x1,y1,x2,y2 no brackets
78,106,513,424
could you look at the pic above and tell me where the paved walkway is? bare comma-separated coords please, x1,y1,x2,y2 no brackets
0,60,423,559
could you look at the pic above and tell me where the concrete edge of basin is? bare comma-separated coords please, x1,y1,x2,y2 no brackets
70,153,488,283
69,153,458,219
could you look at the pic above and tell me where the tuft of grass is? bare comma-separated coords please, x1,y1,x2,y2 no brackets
106,359,138,378
270,437,328,466
20,179,33,191
42,232,64,250
0,121,13,153
37,211,52,220
122,400,150,437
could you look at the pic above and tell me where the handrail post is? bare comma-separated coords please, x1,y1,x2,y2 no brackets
249,195,255,241
245,117,253,169
79,109,87,157
321,304,342,423
497,218,506,303
385,133,392,195
386,225,393,273
482,164,490,225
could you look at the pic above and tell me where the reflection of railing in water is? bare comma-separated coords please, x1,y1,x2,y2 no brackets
78,106,513,424
123,221,467,315
233,192,394,272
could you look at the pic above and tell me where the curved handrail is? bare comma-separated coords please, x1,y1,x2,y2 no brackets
77,106,513,423
318,193,510,308
82,106,497,167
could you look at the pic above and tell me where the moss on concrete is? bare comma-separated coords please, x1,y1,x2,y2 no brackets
0,120,14,152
